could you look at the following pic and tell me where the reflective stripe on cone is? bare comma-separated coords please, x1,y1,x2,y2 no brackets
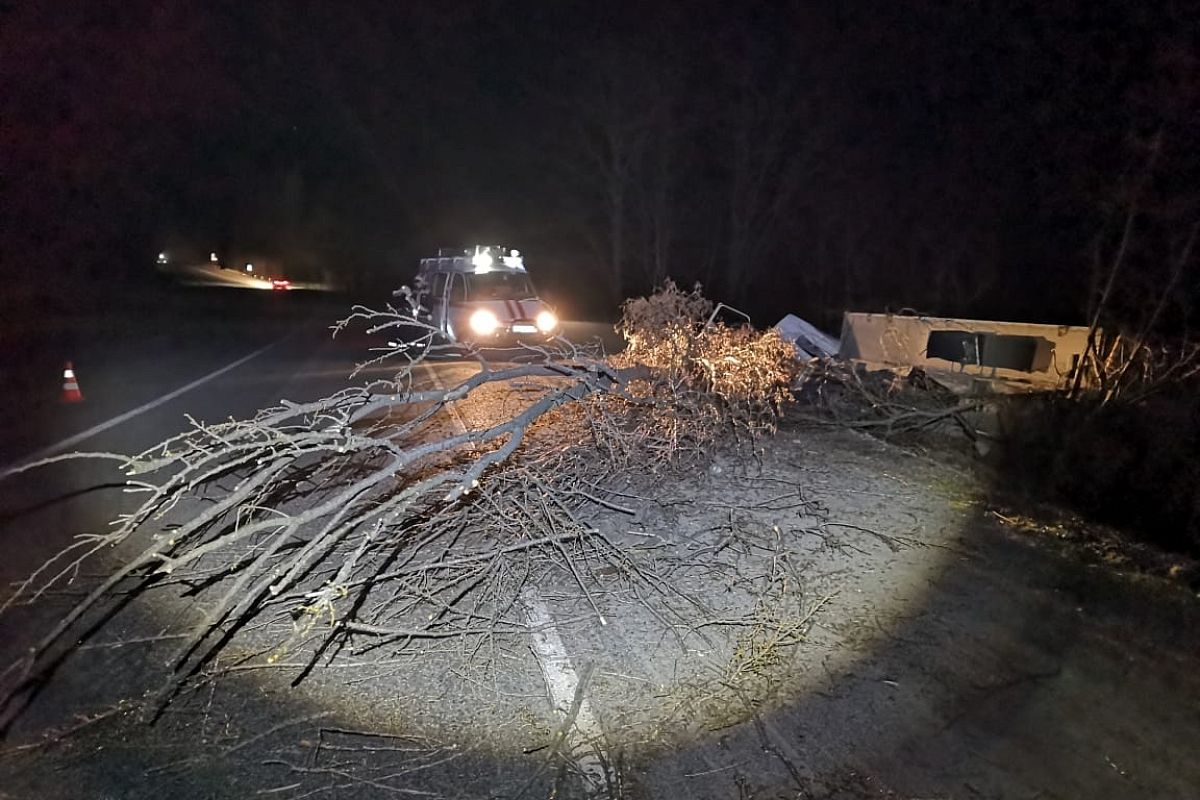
62,361,83,403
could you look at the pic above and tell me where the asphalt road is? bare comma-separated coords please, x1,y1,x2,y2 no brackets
0,290,632,796
0,292,617,467
2,291,1198,800
0,292,619,571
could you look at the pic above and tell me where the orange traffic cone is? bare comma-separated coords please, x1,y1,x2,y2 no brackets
61,361,83,403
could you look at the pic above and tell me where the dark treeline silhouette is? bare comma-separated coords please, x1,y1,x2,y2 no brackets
3,0,1197,331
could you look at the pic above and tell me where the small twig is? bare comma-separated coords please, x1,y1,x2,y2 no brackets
514,661,596,799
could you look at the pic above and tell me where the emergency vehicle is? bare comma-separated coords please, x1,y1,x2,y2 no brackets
414,245,559,345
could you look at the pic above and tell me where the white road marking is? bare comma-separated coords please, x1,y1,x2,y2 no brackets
417,362,476,444
5,340,280,472
521,589,609,790
418,361,609,791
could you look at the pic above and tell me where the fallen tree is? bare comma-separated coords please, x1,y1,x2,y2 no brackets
0,283,800,736
793,358,989,449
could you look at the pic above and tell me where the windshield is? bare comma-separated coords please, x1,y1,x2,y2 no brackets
465,271,535,301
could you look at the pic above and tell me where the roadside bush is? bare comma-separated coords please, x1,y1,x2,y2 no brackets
992,388,1200,557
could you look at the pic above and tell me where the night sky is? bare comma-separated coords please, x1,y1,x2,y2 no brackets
4,0,1197,327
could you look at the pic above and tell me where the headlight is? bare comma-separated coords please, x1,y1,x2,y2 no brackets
535,310,558,332
468,309,500,336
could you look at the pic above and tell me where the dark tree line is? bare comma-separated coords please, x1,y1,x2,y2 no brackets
3,0,1197,331
524,1,1199,330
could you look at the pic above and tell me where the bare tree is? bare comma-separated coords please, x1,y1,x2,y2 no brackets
716,33,838,305
547,50,673,302
633,87,685,291
1069,129,1200,403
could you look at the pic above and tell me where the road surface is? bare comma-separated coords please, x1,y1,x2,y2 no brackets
1,289,1198,800
0,289,640,797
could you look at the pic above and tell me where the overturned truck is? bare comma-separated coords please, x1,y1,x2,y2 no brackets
837,312,1093,394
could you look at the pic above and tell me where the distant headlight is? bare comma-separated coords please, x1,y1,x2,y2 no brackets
469,309,500,336
535,310,558,332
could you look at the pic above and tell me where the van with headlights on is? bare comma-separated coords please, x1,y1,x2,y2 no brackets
413,245,559,345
